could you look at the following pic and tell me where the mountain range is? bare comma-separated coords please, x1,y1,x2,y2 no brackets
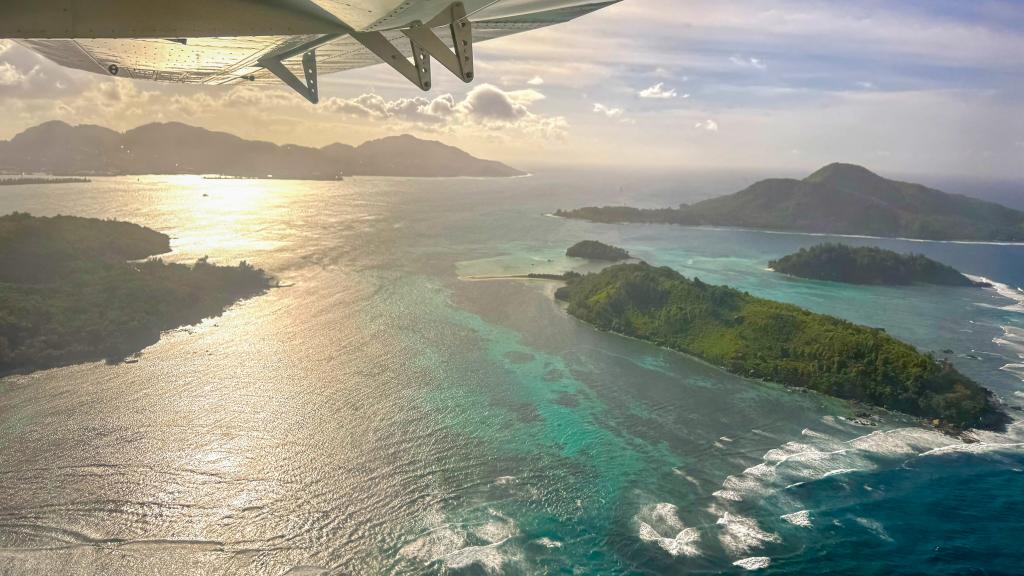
557,163,1024,242
0,121,524,179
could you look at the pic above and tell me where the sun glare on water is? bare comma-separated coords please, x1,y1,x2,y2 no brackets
153,175,314,263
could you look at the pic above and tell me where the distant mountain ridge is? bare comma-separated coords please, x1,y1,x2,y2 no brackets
0,121,524,179
557,163,1024,242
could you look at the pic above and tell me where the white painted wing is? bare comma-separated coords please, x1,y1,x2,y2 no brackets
14,1,619,87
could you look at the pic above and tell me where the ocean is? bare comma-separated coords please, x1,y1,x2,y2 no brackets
0,171,1022,574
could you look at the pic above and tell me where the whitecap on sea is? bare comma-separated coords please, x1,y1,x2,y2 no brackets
634,503,702,557
780,510,812,528
532,537,562,549
854,517,894,543
714,510,781,555
969,276,1024,313
399,509,519,572
733,556,772,570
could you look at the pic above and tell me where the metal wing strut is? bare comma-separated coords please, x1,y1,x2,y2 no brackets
351,1,474,91
257,34,342,104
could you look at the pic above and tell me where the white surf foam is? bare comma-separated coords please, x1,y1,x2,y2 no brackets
473,518,517,543
715,511,781,555
820,468,859,479
1001,363,1024,377
443,539,515,572
780,510,812,528
400,510,519,572
733,556,772,570
969,276,1024,313
713,489,744,502
668,423,1024,569
635,503,702,557
854,517,894,543
532,537,562,549
399,527,468,563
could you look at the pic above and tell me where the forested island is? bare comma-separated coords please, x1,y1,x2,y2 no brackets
0,177,91,186
0,213,271,375
556,163,1024,242
553,262,1006,431
566,240,631,261
770,244,991,286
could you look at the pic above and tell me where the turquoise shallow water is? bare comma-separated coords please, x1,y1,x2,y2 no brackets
0,172,1022,574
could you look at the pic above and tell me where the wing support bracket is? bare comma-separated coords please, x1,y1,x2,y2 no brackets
352,1,474,91
350,31,432,91
257,33,342,104
404,2,474,83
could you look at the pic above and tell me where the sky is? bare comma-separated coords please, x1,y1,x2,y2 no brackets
1,0,1022,179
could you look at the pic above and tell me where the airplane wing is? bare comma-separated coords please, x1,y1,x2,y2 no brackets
3,0,620,103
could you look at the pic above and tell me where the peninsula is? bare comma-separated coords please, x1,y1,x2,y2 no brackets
556,163,1024,242
0,212,271,375
554,262,1005,431
770,244,992,287
566,240,631,261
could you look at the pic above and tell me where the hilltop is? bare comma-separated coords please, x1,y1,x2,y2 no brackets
0,121,524,179
566,240,631,261
556,163,1024,242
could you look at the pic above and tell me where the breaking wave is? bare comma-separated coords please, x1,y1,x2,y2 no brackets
641,418,1024,570
399,509,519,573
969,275,1024,313
634,502,702,558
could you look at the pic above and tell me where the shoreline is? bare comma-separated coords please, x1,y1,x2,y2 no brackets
459,274,565,282
476,264,1007,436
552,215,1024,247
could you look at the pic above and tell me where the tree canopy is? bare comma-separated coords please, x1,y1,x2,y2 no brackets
0,213,271,375
556,262,1005,431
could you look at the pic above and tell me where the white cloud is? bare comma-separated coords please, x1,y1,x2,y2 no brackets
526,75,544,86
694,119,719,131
638,82,679,99
730,55,768,70
321,84,566,139
593,103,624,119
0,63,24,87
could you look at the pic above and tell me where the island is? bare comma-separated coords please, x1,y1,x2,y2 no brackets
555,163,1024,242
566,240,631,261
769,244,992,287
553,262,1006,432
0,212,272,375
0,177,91,186
0,121,525,179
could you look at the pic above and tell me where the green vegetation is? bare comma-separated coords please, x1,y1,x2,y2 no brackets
555,262,1005,431
0,177,91,186
0,212,271,375
566,240,631,261
770,244,991,286
556,163,1024,242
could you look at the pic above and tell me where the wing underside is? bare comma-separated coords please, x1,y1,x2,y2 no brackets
15,1,618,91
